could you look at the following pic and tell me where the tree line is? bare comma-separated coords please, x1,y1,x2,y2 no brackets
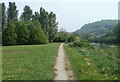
1,2,77,46
86,24,119,45
73,20,119,45
1,2,58,46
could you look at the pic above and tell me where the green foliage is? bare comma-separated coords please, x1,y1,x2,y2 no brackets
32,20,48,44
36,27,48,44
0,4,2,33
54,30,77,43
74,20,118,36
53,31,70,42
39,7,58,42
74,20,118,44
40,7,49,37
20,5,33,21
2,2,58,45
92,25,118,44
68,34,76,42
26,21,48,44
113,23,120,45
7,2,18,21
32,11,40,21
2,3,6,29
3,20,48,45
15,21,29,45
48,12,58,42
97,35,117,44
74,20,118,45
69,40,94,49
3,21,17,46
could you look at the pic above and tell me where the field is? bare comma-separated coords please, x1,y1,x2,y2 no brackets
2,43,60,80
64,44,119,80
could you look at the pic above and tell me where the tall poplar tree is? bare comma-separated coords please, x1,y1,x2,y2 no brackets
7,2,18,21
48,11,58,42
39,7,58,42
2,3,6,29
32,11,40,21
40,7,49,37
20,5,32,21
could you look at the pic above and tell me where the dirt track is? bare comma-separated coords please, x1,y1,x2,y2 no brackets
54,43,68,80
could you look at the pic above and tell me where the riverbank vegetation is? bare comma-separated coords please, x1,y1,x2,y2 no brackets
64,41,119,80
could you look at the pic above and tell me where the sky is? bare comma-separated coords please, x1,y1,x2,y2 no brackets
1,0,119,32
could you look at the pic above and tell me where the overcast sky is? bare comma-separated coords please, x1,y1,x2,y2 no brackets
1,0,119,32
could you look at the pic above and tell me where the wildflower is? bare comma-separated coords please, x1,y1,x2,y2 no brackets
115,77,117,80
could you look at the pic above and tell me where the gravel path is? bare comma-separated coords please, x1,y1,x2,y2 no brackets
54,43,68,80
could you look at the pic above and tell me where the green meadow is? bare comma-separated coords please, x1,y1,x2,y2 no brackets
2,43,60,80
1,1,119,81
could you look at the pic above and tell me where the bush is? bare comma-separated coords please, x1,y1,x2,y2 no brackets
68,34,76,42
54,32,76,43
53,32,69,42
68,40,94,49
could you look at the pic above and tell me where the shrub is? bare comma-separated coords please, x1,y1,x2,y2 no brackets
68,40,94,49
54,32,76,43
68,34,76,42
53,32,69,42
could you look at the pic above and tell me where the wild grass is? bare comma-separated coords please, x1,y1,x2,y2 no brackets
2,43,60,80
64,44,119,80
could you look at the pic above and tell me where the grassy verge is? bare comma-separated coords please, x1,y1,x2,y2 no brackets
2,43,60,80
64,44,119,80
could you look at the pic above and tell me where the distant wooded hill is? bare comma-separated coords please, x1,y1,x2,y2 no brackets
74,20,118,37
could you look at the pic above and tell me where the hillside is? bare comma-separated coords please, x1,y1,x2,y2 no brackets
74,20,118,36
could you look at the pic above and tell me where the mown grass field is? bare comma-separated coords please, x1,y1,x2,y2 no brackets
2,43,60,80
64,44,119,80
